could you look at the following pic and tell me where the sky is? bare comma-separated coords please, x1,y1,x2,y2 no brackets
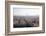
13,8,40,16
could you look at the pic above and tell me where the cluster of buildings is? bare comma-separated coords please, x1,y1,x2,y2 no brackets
13,16,39,28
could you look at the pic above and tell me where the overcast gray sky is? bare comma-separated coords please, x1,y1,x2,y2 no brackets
13,8,40,16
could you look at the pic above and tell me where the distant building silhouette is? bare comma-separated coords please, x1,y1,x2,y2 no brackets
13,16,39,28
